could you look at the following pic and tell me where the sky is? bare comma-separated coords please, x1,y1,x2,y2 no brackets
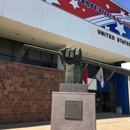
114,0,130,10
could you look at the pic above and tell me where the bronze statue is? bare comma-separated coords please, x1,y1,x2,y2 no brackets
60,48,82,84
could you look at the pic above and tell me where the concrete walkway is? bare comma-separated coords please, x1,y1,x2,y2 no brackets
97,113,130,130
1,113,130,130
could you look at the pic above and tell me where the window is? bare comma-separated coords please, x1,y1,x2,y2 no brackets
0,37,57,69
29,49,40,61
88,64,99,78
103,68,112,80
0,38,13,55
0,55,12,61
41,52,51,62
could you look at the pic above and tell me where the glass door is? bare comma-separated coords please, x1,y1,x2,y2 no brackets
96,91,102,112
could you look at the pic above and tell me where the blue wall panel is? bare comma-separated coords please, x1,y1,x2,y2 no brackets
97,80,109,91
114,61,129,114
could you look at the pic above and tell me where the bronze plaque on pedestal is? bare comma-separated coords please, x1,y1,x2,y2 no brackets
65,101,82,120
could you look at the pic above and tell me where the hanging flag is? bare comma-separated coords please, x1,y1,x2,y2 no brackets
83,65,88,84
96,67,104,88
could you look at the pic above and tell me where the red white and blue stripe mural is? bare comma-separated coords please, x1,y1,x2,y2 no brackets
44,0,130,39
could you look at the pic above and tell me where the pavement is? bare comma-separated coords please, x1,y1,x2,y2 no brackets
0,113,130,130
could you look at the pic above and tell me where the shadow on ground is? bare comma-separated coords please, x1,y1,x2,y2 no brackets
0,121,50,130
0,113,130,129
96,112,130,120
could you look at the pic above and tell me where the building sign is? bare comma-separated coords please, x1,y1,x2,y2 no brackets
97,29,130,47
44,0,130,40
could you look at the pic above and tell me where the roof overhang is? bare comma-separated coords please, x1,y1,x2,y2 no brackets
1,16,130,64
17,44,130,76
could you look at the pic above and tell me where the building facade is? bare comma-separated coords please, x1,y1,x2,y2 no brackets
0,0,130,125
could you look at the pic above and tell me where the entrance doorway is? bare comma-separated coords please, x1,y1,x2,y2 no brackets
89,91,110,113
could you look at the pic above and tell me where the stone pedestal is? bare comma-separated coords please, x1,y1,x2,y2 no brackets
51,91,96,130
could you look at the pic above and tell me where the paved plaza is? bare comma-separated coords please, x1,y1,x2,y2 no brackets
0,113,130,130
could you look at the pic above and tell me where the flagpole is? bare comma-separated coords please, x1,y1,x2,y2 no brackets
88,67,102,87
82,64,88,84
104,70,115,85
83,64,88,70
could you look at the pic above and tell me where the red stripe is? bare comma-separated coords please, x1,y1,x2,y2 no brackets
83,66,88,84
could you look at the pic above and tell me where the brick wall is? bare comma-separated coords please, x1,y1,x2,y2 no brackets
0,61,65,125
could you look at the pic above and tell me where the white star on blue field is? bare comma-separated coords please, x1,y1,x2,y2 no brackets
101,1,130,39
115,0,130,10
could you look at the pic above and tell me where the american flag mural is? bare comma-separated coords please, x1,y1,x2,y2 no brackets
43,0,130,40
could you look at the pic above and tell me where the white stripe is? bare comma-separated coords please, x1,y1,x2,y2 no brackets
86,18,130,26
85,13,130,26
86,13,122,21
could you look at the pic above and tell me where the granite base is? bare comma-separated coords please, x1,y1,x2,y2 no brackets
51,92,96,130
